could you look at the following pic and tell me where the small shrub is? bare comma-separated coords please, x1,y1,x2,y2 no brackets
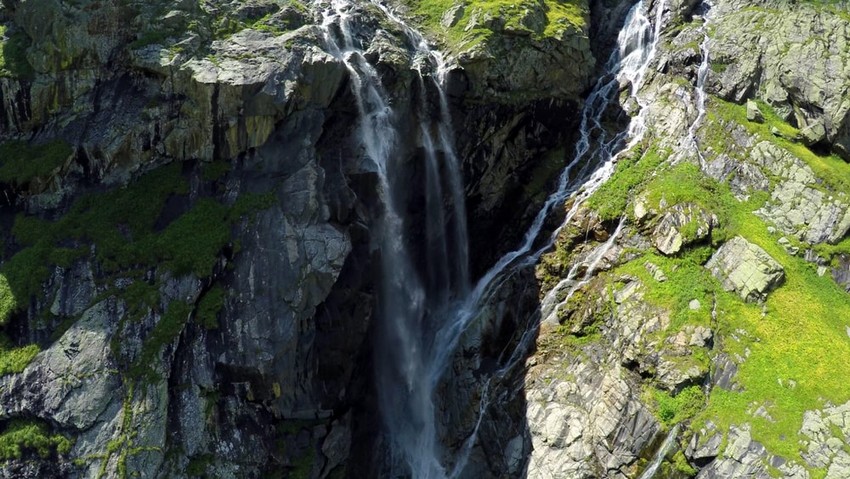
196,285,224,330
0,140,73,185
0,420,72,460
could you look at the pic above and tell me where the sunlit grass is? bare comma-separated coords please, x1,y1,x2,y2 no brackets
588,135,850,461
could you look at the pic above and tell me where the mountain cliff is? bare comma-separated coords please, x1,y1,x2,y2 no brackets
0,0,849,478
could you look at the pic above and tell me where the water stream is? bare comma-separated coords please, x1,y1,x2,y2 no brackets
322,0,668,475
322,1,471,476
688,0,714,166
637,424,682,479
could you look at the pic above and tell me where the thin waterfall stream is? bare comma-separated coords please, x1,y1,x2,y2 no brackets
688,0,714,165
322,0,668,476
637,424,682,479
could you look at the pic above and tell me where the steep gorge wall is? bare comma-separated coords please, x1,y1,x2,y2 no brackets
0,0,617,477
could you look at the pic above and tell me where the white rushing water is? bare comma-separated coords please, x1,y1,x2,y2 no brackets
435,0,669,474
687,0,714,166
322,0,667,475
322,1,469,477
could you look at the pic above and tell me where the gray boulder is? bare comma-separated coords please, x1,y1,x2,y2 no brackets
706,236,785,302
800,121,827,146
747,100,765,123
652,203,717,255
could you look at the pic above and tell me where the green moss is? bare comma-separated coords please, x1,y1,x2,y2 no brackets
643,162,733,235
0,26,35,79
0,275,15,326
129,300,192,380
230,192,276,221
650,386,706,428
0,340,39,376
1,245,59,312
404,0,588,52
0,419,72,460
586,146,665,221
196,285,224,330
150,199,232,277
576,104,850,460
0,140,73,185
672,450,697,476
187,453,214,476
713,98,850,193
201,160,231,182
1,162,274,351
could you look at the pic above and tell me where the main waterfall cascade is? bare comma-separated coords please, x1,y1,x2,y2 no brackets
321,1,471,476
322,0,667,476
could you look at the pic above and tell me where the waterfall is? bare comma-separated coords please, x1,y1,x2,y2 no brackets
321,1,469,477
322,0,667,475
637,424,681,479
436,0,669,473
688,0,714,165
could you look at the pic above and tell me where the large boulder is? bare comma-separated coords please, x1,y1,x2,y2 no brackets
746,100,764,123
706,236,785,302
652,203,718,256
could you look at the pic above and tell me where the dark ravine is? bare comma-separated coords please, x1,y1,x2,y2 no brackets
2,0,850,478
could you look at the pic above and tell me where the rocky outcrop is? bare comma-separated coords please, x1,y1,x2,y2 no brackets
0,0,608,476
706,236,784,302
652,203,717,255
708,0,850,160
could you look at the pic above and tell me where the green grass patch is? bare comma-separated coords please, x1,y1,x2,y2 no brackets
695,183,850,460
0,140,73,185
0,275,15,326
201,160,231,182
650,385,706,428
0,419,72,460
129,300,192,380
1,163,273,327
614,248,716,332
148,199,232,277
0,338,39,376
579,124,850,460
404,0,588,51
643,162,734,231
195,285,224,330
586,146,666,221
0,26,35,79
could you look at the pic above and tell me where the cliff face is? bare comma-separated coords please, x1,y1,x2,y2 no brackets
526,0,850,478
0,0,599,477
1,0,850,478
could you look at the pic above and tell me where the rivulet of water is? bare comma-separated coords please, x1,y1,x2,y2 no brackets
688,0,714,166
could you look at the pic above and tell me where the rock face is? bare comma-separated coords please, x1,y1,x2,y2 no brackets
709,0,850,160
1,0,850,477
526,0,850,477
652,203,717,255
746,100,764,123
0,0,604,477
706,236,784,302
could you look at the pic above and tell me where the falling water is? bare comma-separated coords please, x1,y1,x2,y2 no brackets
637,424,682,479
322,1,470,476
429,0,669,474
688,0,714,165
323,0,667,475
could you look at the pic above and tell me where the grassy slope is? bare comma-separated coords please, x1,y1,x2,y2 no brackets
580,95,850,468
401,0,588,50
